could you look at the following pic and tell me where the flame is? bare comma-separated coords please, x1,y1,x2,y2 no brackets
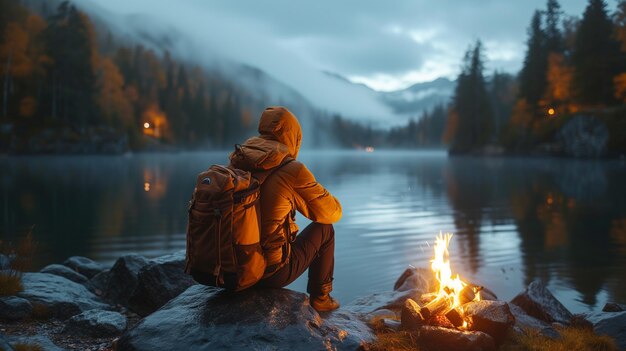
430,233,477,310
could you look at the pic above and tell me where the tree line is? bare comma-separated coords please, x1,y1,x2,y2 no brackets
0,0,265,151
445,0,626,154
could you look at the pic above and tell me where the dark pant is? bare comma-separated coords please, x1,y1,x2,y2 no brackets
257,222,335,296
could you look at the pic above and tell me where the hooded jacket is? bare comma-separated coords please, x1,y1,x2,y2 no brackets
229,106,342,268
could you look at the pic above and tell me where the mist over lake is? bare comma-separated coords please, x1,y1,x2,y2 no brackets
2,150,625,314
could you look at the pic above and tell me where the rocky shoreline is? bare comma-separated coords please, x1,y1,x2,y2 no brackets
1,253,625,350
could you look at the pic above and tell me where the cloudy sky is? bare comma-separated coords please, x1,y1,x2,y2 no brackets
80,0,613,121
85,0,603,91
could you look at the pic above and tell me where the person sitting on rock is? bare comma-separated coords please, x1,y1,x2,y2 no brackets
229,106,342,312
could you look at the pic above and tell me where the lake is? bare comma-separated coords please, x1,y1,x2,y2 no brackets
1,151,625,313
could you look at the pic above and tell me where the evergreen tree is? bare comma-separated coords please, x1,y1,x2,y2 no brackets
44,2,98,125
545,0,564,54
448,41,493,152
571,0,621,106
519,10,547,109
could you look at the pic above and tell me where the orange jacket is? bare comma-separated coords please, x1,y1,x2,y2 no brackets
229,106,342,267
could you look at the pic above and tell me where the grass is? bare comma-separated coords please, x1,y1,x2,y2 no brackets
501,326,618,351
367,325,618,351
11,344,44,351
369,331,423,351
0,228,37,296
0,271,23,296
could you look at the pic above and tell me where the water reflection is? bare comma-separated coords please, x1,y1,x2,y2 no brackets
1,151,624,313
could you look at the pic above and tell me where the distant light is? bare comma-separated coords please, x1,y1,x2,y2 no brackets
365,146,375,153
144,182,150,192
144,122,150,129
547,108,556,116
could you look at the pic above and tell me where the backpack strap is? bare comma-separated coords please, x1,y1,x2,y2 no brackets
254,156,294,184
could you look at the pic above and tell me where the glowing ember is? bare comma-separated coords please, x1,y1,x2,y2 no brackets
430,233,479,311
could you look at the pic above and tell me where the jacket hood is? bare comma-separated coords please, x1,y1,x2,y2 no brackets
258,106,301,158
229,106,301,171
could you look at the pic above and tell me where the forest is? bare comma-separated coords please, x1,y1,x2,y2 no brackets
445,0,626,156
1,0,625,154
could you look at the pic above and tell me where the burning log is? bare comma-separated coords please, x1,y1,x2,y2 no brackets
419,294,454,320
459,286,477,305
445,308,464,327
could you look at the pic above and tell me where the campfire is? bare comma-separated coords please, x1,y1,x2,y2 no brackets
401,233,487,330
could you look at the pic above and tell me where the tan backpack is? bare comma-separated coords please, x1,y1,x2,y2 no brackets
184,157,292,291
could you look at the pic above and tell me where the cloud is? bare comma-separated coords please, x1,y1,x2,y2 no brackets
77,0,610,117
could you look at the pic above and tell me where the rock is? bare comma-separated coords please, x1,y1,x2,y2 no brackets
510,280,573,325
461,300,515,344
393,266,437,293
0,333,14,351
368,309,396,323
0,296,33,321
87,269,110,296
4,334,66,351
0,254,12,270
602,302,626,312
105,254,150,304
127,251,195,316
417,326,496,351
17,272,110,319
477,287,498,301
507,303,558,339
63,310,127,337
345,289,424,319
557,114,609,158
117,285,372,351
40,264,89,284
63,256,105,278
584,311,626,350
401,298,425,331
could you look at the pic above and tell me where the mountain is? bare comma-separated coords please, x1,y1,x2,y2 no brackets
378,77,455,117
323,72,454,119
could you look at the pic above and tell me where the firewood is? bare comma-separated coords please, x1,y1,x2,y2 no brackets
445,308,464,327
459,286,476,305
420,295,453,320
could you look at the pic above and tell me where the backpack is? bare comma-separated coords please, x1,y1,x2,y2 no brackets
184,156,292,292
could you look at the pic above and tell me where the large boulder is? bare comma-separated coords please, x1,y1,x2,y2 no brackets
510,280,573,325
127,251,195,316
104,254,150,304
16,272,110,319
584,311,626,350
393,266,437,292
0,296,32,321
461,300,515,344
557,115,609,158
63,309,127,337
117,285,373,351
40,264,89,284
62,256,105,278
87,269,110,296
507,303,558,339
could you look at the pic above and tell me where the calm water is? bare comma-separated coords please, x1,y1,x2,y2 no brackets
1,151,625,313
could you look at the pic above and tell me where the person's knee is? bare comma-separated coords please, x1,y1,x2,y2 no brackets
313,222,334,241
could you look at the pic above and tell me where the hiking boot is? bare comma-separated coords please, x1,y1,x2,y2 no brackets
311,294,340,312
309,281,339,312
